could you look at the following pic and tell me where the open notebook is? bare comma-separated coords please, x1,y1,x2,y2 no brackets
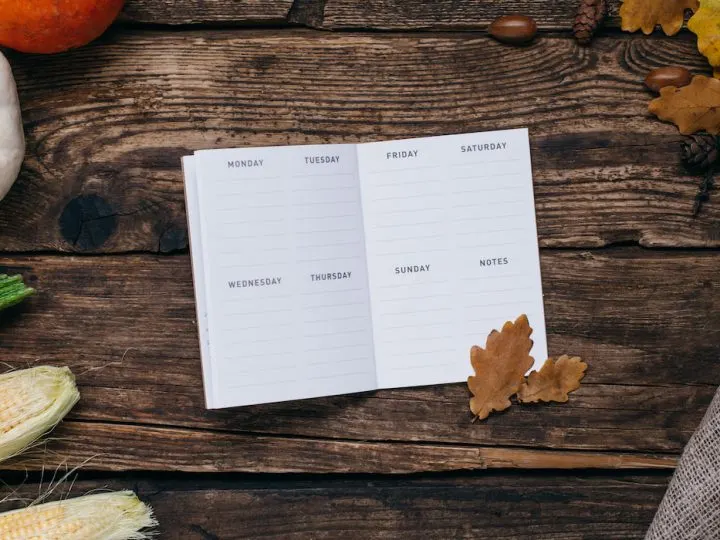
182,128,547,409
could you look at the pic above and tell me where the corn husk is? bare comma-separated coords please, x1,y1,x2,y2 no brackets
0,366,80,462
0,491,157,539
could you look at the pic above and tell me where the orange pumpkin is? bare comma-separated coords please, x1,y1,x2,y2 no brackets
0,0,125,54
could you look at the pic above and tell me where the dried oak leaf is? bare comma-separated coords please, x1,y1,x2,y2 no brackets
517,355,587,404
620,0,699,35
467,314,534,421
689,0,720,71
649,75,720,134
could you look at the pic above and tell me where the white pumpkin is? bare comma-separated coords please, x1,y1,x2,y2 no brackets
0,52,24,203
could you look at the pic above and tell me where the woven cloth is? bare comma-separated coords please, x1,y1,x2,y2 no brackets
646,388,720,539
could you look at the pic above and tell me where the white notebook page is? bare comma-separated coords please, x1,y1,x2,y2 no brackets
184,128,547,408
192,145,377,408
357,128,547,389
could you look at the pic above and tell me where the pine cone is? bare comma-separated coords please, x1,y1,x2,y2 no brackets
681,134,719,171
573,0,607,45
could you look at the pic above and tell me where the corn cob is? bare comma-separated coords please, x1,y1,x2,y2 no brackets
0,275,34,312
0,366,80,462
0,491,157,539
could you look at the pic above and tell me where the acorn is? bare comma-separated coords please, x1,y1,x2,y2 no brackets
644,66,693,93
489,15,538,45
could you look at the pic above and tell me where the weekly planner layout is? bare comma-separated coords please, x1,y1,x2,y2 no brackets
182,128,547,409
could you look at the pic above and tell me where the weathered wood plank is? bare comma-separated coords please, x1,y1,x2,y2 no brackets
118,0,630,30
1,32,717,253
120,0,295,25
1,474,669,539
319,0,626,30
2,421,676,473
0,248,717,468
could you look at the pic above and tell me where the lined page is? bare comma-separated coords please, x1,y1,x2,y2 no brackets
193,144,377,408
182,156,215,407
358,128,547,389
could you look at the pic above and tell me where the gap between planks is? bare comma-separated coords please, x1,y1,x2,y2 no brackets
0,420,678,474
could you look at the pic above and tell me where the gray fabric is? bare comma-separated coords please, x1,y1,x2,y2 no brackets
646,389,720,539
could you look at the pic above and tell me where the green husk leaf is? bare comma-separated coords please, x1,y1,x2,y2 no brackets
0,275,34,311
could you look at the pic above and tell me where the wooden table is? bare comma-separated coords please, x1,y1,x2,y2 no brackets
1,1,718,538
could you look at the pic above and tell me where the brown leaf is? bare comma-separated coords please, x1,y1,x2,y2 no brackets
649,75,720,135
620,0,699,35
517,355,587,404
467,314,534,421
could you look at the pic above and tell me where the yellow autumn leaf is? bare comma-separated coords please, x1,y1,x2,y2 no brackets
689,0,720,71
620,0,699,35
649,75,720,134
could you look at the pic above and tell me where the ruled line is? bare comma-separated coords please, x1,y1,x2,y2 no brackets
225,175,285,183
218,246,290,255
306,371,369,381
302,300,367,309
303,314,368,324
376,306,453,316
451,184,526,196
380,320,454,330
217,203,285,212
224,307,293,317
377,279,448,289
303,328,367,338
219,217,286,226
387,361,458,371
459,273,524,281
451,199,527,209
371,207,444,216
374,233,446,243
298,240,362,249
380,334,452,344
365,157,517,175
370,192,445,203
376,292,452,303
296,255,362,263
450,171,524,181
294,213,358,221
291,184,357,193
300,286,365,296
372,219,445,230
292,199,359,207
462,286,535,296
219,261,287,269
462,299,538,309
451,241,519,249
220,232,287,241
219,322,293,333
218,188,285,197
454,213,527,223
295,227,358,235
373,248,450,257
455,227,528,236
291,172,356,179
302,342,370,353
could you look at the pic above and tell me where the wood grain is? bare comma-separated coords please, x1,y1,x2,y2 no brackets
4,421,675,473
120,0,295,25
0,248,716,472
1,32,717,253
319,0,625,31
1,474,669,539
118,0,629,30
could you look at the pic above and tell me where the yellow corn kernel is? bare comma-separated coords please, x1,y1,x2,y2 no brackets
0,366,80,462
0,491,157,540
